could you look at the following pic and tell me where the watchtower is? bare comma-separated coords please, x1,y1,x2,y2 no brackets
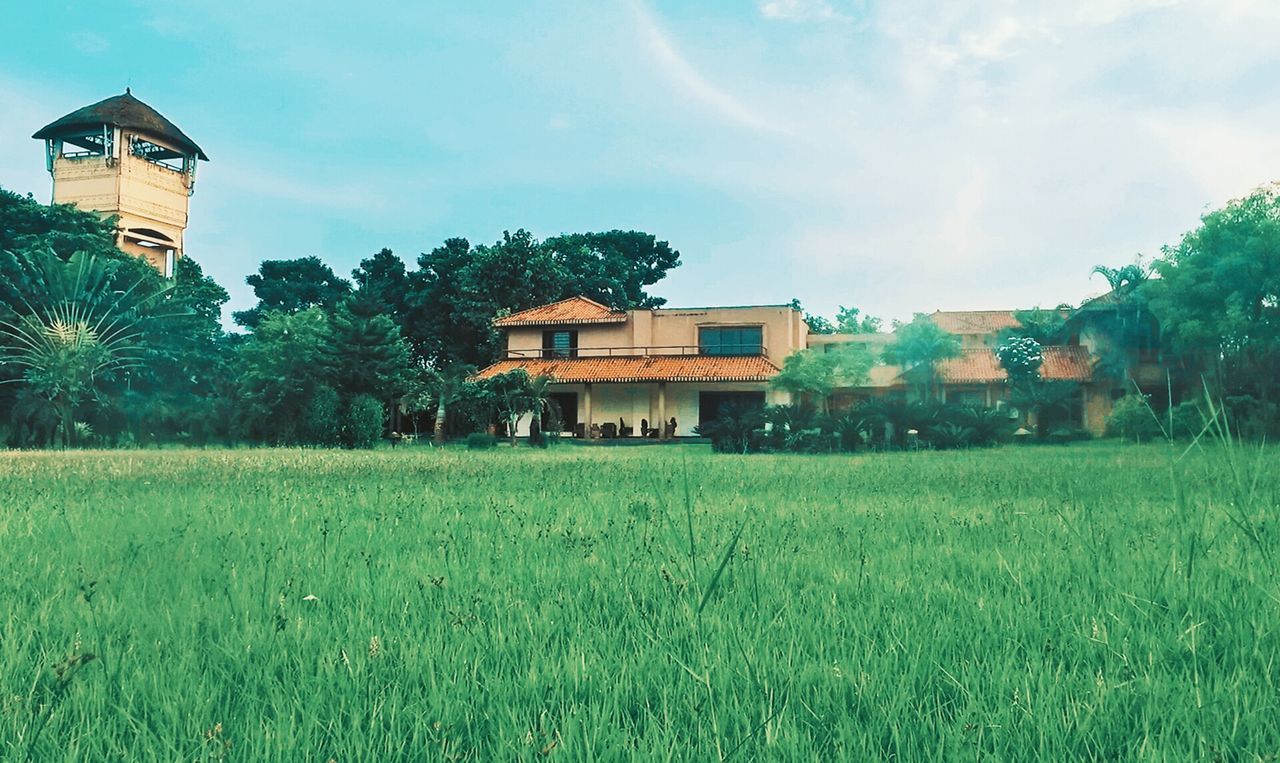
33,90,208,275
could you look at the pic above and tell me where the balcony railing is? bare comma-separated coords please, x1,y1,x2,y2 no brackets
506,344,767,360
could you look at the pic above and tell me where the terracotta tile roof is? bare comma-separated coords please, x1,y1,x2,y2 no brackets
493,296,627,327
931,310,1021,335
473,355,781,384
937,346,1094,383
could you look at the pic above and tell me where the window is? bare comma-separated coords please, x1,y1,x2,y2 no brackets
699,326,763,356
541,330,578,358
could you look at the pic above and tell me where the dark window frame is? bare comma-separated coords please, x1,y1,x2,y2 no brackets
698,325,764,356
541,329,579,359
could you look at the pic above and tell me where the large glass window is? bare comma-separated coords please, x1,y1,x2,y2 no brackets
699,326,763,356
541,330,578,358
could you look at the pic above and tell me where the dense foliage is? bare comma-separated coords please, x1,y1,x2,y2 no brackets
0,186,683,448
696,400,1016,454
1144,186,1280,431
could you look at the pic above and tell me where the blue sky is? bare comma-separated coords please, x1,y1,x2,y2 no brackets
3,0,1280,327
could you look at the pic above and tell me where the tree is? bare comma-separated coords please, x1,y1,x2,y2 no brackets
405,232,566,368
1092,262,1150,295
484,368,554,447
236,308,332,443
1008,308,1070,346
346,393,384,448
117,256,234,444
1010,379,1080,438
542,230,680,309
413,365,476,444
789,299,835,334
883,315,962,401
0,250,166,447
770,344,874,413
233,256,352,329
322,291,414,401
834,306,883,334
996,336,1044,382
405,229,683,369
1145,186,1280,411
351,248,409,316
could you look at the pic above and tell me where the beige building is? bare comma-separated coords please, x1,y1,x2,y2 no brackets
475,297,804,438
33,90,208,275
477,297,1163,439
816,309,1135,435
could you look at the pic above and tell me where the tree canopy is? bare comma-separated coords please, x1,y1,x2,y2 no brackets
233,256,353,329
1145,186,1280,404
883,314,961,401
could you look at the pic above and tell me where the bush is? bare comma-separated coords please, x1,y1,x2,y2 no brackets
466,432,498,450
346,394,384,449
1223,396,1280,440
928,422,976,449
305,386,342,446
1106,394,1164,442
695,404,767,453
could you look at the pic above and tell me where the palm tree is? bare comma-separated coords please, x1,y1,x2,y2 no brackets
1091,263,1150,295
415,365,475,445
883,315,962,402
0,250,168,447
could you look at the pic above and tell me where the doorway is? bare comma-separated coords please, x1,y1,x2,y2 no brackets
544,392,578,434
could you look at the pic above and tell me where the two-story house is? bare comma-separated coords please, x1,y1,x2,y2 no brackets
474,296,805,438
477,296,1174,439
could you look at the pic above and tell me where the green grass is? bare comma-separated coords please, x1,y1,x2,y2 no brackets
1,442,1277,760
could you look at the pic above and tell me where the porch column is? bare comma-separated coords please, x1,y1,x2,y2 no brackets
657,381,668,440
985,385,993,407
583,383,593,437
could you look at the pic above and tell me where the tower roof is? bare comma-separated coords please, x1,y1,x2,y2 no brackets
32,90,208,161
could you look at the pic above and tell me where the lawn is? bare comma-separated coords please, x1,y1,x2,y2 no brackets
1,442,1277,760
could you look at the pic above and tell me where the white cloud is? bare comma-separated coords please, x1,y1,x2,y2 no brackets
630,0,792,135
758,0,850,23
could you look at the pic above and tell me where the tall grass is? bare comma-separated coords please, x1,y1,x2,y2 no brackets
0,443,1276,760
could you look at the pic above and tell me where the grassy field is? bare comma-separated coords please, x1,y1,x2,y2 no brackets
1,442,1277,761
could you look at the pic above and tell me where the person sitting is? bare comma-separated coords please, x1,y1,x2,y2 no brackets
665,417,677,438
640,418,649,437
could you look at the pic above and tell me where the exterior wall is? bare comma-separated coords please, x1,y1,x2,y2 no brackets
49,128,192,270
650,306,802,366
1082,383,1115,436
502,305,806,364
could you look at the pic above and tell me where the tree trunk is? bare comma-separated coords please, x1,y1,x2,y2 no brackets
432,396,447,445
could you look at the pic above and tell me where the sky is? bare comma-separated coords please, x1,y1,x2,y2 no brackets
3,0,1280,327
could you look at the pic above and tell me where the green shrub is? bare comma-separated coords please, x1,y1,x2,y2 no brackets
466,432,498,450
928,422,976,449
1106,394,1164,442
305,386,342,446
345,394,384,449
695,405,767,453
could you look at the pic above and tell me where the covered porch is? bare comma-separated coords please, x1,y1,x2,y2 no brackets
475,353,786,440
529,381,788,440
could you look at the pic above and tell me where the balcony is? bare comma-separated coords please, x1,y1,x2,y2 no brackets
506,343,767,360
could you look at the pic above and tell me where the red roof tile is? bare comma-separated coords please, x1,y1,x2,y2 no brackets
473,355,780,384
937,346,1094,383
931,310,1022,334
493,296,627,327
